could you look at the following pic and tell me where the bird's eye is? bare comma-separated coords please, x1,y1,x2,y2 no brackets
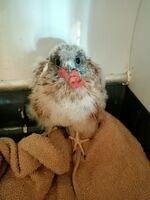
55,58,61,67
75,57,80,65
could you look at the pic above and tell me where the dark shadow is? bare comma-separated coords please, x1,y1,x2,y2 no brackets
27,37,65,60
15,37,65,79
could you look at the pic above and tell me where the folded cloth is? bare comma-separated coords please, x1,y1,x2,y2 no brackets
0,112,150,200
70,112,150,200
0,128,73,200
0,153,8,179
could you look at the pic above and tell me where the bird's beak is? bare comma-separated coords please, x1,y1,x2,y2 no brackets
65,61,76,72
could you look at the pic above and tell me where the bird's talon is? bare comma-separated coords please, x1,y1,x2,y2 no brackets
69,132,89,156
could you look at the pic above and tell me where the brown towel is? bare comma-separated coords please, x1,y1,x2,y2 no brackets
0,128,72,200
0,112,150,200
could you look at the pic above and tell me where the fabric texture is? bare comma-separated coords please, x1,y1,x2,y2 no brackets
0,112,150,200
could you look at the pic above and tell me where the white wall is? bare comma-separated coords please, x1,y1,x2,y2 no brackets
88,0,140,80
129,0,150,111
0,0,140,88
0,0,91,84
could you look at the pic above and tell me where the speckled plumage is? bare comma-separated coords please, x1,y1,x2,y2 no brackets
28,43,107,137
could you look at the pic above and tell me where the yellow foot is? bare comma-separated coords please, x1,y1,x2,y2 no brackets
69,132,89,156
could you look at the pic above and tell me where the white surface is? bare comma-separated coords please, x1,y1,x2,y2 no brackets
0,0,140,85
88,0,140,76
129,0,150,111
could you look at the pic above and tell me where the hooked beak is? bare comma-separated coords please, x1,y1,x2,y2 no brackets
65,61,76,72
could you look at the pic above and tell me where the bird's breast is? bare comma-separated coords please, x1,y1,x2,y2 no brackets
46,94,96,126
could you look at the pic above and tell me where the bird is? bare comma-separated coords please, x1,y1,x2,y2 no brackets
28,43,107,154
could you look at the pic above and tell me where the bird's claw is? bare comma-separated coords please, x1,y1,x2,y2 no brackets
69,132,89,156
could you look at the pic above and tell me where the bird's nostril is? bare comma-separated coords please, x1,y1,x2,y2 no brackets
66,61,76,71
69,67,76,71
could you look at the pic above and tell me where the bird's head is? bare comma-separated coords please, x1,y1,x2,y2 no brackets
49,43,87,89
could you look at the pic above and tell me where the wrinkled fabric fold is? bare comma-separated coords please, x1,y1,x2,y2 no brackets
0,112,150,200
0,130,71,178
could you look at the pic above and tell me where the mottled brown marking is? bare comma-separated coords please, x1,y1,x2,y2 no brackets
32,102,43,117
